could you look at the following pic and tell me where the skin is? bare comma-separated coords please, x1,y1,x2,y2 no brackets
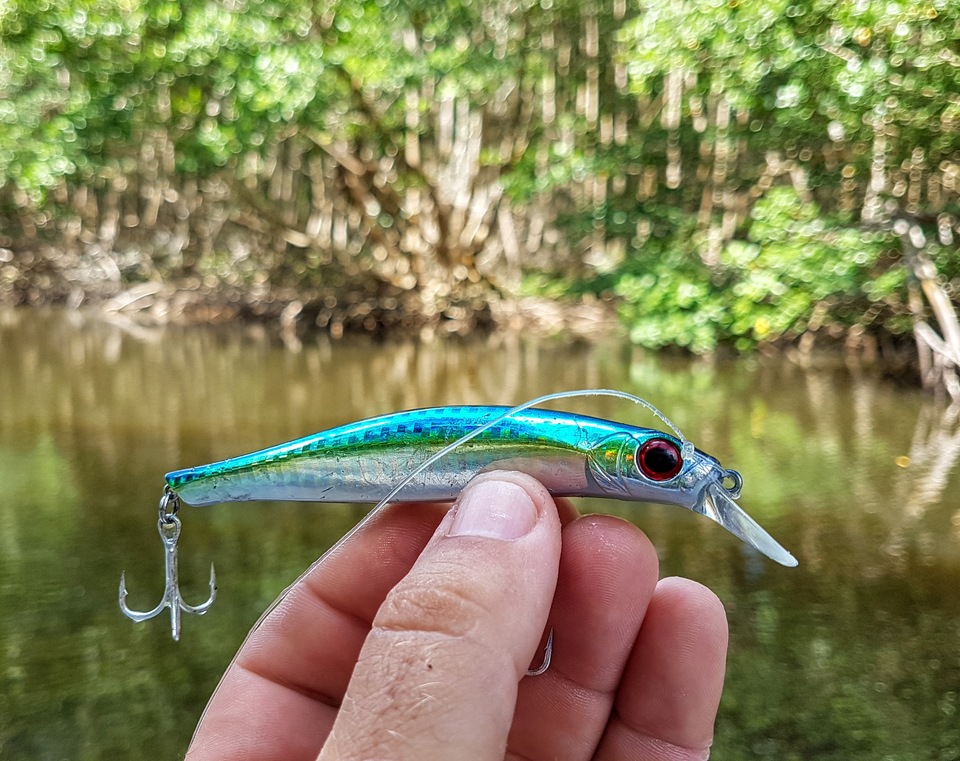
186,471,729,761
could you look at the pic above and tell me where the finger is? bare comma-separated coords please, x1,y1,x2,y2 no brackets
318,472,562,761
187,501,449,761
595,578,728,761
555,496,580,526
508,516,659,761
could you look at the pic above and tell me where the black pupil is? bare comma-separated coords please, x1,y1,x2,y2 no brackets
644,443,678,474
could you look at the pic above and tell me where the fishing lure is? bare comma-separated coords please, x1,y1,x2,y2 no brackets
119,389,797,645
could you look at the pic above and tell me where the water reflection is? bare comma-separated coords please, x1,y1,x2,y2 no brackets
1,308,958,759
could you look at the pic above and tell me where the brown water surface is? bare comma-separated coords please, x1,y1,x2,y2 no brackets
1,308,959,759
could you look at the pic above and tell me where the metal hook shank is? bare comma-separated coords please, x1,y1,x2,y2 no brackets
525,627,554,677
119,493,216,641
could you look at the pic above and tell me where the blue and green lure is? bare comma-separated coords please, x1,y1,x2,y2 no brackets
120,389,797,641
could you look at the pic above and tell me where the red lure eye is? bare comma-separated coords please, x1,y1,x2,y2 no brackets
637,439,683,481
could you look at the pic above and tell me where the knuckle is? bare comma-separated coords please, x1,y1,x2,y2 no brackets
374,566,493,642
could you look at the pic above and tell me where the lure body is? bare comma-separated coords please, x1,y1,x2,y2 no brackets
167,405,797,567
168,407,686,504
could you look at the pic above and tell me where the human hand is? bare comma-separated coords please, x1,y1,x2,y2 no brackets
186,471,728,761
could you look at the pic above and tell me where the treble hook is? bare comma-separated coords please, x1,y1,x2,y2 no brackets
119,487,217,641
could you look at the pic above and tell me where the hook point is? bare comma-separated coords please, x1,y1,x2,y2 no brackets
525,627,554,677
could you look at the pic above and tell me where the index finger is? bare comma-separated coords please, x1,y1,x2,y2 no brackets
187,501,449,761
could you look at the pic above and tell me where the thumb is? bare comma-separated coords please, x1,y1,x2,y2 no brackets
318,472,562,761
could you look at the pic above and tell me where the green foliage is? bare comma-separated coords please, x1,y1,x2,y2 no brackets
610,188,898,351
1,0,959,350
612,239,729,354
600,0,960,352
621,0,960,172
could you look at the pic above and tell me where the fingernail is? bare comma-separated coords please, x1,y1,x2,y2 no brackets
448,478,538,541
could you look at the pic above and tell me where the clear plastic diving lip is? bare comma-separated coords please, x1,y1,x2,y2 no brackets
696,480,798,567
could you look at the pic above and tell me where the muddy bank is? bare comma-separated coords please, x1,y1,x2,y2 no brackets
0,256,620,342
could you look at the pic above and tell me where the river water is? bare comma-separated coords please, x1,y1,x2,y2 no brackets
1,308,959,760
